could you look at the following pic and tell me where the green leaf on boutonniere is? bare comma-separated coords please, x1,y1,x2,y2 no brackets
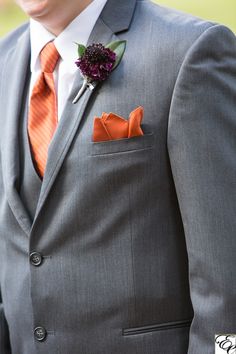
105,40,126,71
77,44,86,58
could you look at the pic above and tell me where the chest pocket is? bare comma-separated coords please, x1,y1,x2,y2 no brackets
90,132,154,156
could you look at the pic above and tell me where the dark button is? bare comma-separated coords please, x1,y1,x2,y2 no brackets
30,252,43,266
34,326,47,342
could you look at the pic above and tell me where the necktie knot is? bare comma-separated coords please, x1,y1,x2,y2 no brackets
40,41,60,73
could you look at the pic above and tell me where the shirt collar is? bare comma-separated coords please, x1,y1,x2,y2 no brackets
30,0,108,73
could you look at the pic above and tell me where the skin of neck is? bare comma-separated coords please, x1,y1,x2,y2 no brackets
44,0,93,36
24,0,93,36
42,0,92,36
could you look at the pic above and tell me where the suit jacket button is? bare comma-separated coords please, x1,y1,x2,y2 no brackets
34,326,47,341
30,252,43,266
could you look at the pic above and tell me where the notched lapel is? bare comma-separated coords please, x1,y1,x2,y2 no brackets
1,28,32,236
34,19,116,222
32,0,138,227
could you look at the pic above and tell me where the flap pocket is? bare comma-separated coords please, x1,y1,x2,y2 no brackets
122,318,192,336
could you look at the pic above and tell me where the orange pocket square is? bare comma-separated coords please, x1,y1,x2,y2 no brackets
93,106,144,142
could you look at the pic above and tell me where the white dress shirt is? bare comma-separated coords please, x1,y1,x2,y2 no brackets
29,0,108,120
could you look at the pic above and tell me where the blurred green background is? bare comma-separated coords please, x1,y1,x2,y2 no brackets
0,0,235,37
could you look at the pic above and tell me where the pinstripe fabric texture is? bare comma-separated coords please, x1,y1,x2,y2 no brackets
28,41,60,178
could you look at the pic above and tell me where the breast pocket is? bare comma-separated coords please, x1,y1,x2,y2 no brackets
90,132,154,156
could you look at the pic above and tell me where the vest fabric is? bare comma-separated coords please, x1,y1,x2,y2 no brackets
19,76,42,223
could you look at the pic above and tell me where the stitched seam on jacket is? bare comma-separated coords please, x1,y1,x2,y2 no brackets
128,183,137,324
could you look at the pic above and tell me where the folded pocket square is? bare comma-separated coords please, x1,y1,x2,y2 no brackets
93,106,144,142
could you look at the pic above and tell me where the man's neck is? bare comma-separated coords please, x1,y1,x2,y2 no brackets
38,0,93,36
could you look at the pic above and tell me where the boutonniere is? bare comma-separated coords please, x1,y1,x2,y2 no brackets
73,40,126,104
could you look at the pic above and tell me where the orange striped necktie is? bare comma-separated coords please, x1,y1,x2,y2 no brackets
28,41,60,179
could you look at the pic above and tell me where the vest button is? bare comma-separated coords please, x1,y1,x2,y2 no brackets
30,252,43,266
34,326,47,342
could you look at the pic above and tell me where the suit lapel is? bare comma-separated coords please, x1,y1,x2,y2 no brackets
1,27,32,236
32,0,137,226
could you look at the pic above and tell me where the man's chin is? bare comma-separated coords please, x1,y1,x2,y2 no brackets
18,0,50,18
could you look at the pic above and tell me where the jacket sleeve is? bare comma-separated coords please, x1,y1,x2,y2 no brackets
167,24,236,353
0,290,11,354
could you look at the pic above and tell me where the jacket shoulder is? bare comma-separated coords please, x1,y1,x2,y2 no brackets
135,1,216,50
0,22,29,61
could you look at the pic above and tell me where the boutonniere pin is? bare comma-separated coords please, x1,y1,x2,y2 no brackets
72,40,126,104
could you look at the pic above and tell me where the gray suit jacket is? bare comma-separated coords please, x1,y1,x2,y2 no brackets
0,0,236,353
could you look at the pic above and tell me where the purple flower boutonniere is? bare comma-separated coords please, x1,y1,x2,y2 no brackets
73,40,126,104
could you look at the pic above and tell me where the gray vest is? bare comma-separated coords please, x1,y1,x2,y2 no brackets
19,77,42,223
